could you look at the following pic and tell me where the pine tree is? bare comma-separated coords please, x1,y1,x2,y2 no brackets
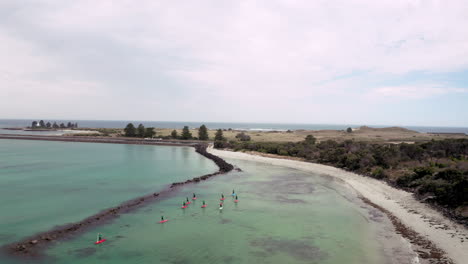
31,121,38,128
214,129,225,141
59,123,66,128
144,127,156,138
124,123,136,137
181,126,192,140
137,124,145,137
198,125,209,140
39,120,45,128
53,122,59,129
46,122,51,128
171,130,178,139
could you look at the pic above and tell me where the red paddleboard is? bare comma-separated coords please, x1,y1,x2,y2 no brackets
94,239,106,245
192,197,197,200
234,200,239,203
181,205,188,209
159,219,169,223
201,205,207,208
220,198,225,201
186,201,192,205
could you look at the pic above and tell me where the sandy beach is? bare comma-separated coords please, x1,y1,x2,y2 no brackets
208,147,468,264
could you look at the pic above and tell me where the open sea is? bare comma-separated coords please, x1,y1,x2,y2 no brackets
0,119,467,134
0,139,417,263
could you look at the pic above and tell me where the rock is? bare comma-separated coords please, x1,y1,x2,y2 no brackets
17,245,26,251
30,240,38,245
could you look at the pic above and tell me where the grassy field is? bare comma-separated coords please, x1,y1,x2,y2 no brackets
72,126,467,143
156,126,467,143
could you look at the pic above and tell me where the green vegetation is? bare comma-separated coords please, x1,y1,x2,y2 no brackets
30,120,78,129
124,123,156,138
214,129,225,141
145,127,156,138
216,138,468,215
235,132,251,141
181,126,193,140
198,125,209,140
137,124,145,138
124,123,136,137
346,127,352,133
171,130,178,139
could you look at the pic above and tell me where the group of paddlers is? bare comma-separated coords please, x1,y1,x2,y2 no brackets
181,190,239,210
96,190,240,244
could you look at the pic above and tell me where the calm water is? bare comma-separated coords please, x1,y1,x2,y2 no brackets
0,140,416,263
1,119,467,134
0,139,217,247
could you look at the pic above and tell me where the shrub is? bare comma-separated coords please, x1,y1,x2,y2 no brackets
371,167,386,179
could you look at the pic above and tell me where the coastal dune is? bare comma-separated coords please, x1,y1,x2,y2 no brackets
208,147,468,264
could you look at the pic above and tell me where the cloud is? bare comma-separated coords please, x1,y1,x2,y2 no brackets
0,0,467,125
366,86,468,100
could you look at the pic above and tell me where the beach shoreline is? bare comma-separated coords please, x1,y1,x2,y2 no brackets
208,147,468,264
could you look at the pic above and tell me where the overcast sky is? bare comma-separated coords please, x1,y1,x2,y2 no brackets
1,0,467,126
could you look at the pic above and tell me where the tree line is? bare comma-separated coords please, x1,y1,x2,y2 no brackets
123,124,229,141
215,137,468,216
31,120,78,129
169,125,209,140
124,123,156,138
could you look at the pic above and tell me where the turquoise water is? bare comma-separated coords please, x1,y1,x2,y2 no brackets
0,139,217,246
1,140,414,263
41,160,398,264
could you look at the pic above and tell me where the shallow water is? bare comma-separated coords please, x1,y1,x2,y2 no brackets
0,139,217,246
43,161,416,263
1,141,416,263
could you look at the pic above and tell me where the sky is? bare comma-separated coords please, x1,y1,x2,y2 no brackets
1,0,468,127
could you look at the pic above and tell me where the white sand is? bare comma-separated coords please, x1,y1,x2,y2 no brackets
208,147,468,264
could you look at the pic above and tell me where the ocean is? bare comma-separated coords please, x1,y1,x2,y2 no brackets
1,119,467,134
0,139,417,263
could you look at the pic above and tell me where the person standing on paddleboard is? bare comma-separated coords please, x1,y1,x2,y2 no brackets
97,233,102,242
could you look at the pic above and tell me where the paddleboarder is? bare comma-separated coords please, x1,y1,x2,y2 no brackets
201,200,207,208
232,189,236,196
97,233,102,242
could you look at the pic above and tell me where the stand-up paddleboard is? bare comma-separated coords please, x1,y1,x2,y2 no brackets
186,201,191,205
220,198,225,201
234,200,239,203
95,239,106,245
192,197,197,200
159,219,169,223
201,204,207,208
219,206,223,210
181,205,188,209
